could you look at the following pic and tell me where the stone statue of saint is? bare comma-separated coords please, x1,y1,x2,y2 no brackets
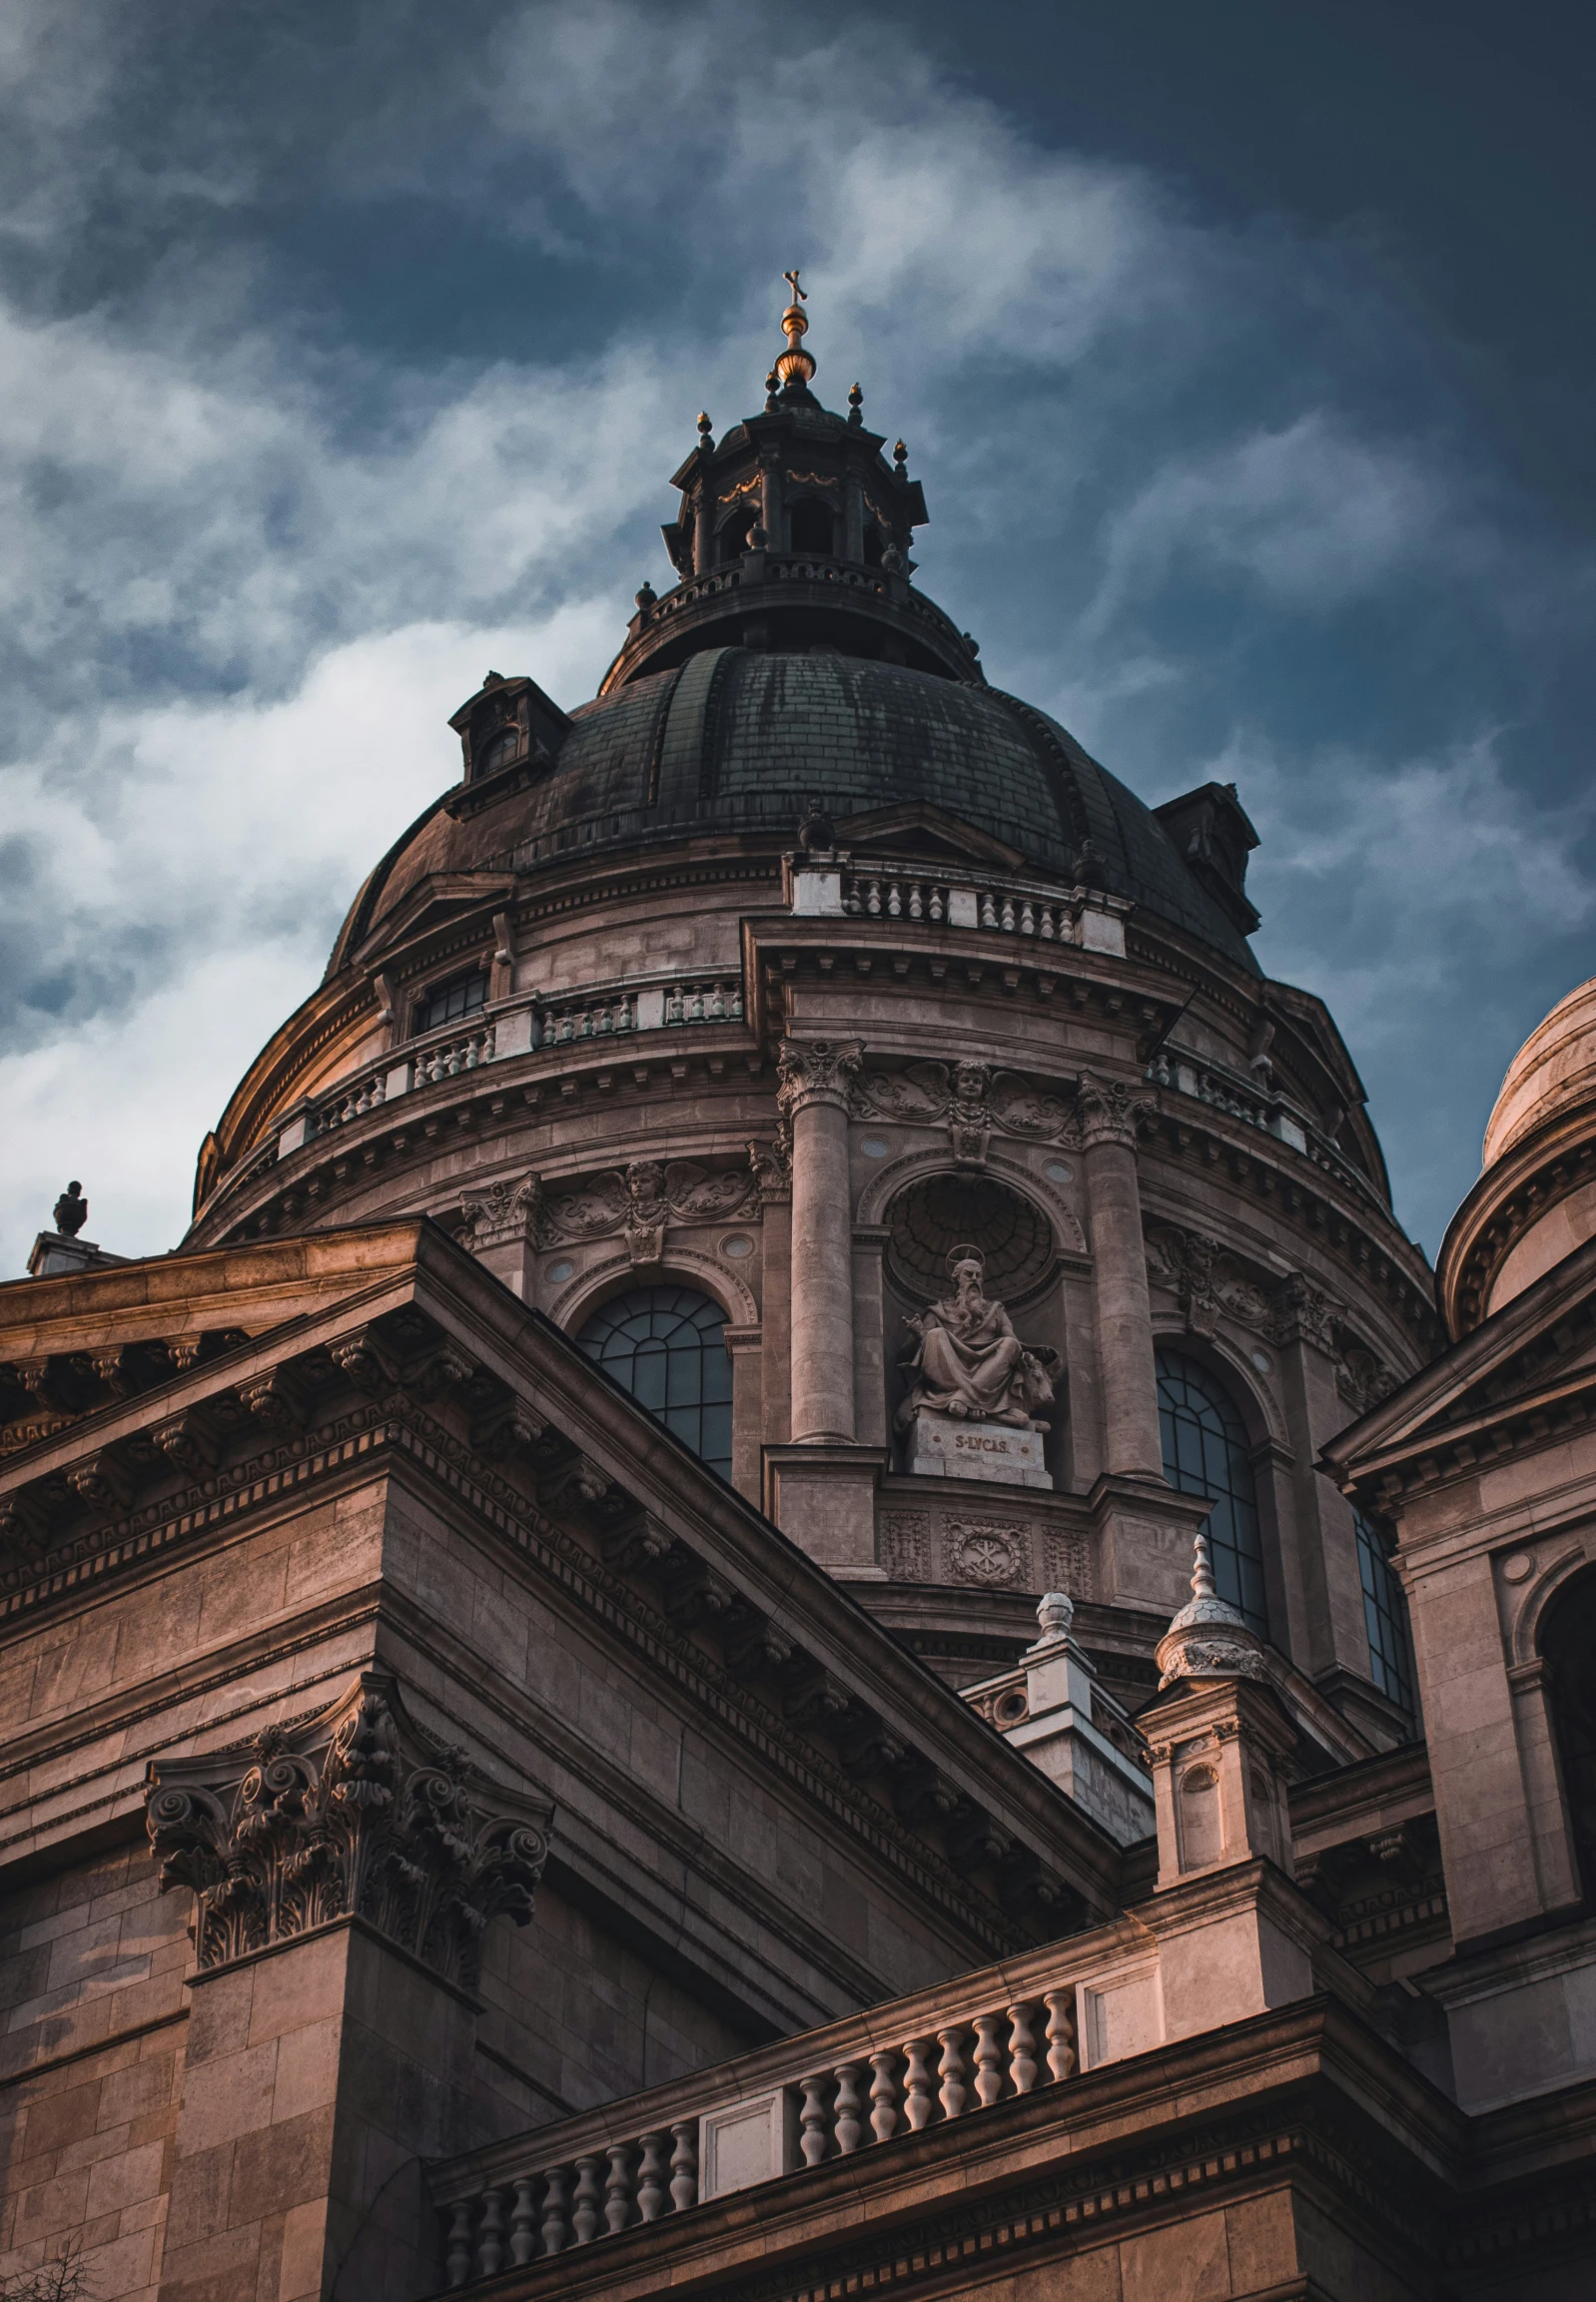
895,1249,1057,1430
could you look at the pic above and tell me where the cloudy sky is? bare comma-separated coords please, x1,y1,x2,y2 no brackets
2,0,1591,1273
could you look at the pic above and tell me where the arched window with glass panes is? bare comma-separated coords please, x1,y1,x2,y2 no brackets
1353,1508,1416,1727
1155,1347,1268,1637
576,1285,733,1480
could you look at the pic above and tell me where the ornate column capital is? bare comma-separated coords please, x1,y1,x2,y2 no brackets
747,1131,792,1203
1268,1269,1341,1355
1077,1072,1155,1151
145,1672,552,1989
777,1038,864,1120
460,1170,542,1253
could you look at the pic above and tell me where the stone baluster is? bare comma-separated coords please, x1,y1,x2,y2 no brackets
1007,2003,1038,2095
669,2120,698,2211
636,2132,669,2221
778,1039,864,1443
445,2200,473,2286
1079,1073,1165,1480
937,2026,967,2119
869,2051,899,2142
540,2165,569,2254
973,2014,1006,2106
571,2156,603,2243
799,2072,832,2166
604,2144,633,2234
509,2178,538,2265
902,2037,937,2130
477,2189,506,2277
1044,1988,1078,2082
834,2062,865,2153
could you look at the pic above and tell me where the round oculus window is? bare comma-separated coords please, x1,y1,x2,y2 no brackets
886,1172,1055,1304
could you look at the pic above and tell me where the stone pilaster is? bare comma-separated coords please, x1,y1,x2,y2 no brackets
750,1134,793,1450
1078,1075,1163,1481
459,1170,542,1302
778,1039,864,1446
1268,1271,1374,1686
146,1673,552,2302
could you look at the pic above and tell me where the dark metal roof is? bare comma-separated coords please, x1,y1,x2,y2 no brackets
329,648,1259,975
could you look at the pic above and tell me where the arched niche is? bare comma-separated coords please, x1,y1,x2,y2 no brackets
871,1160,1070,1485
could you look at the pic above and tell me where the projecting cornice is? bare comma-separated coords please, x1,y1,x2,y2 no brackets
1320,1230,1596,1511
0,1220,1125,1945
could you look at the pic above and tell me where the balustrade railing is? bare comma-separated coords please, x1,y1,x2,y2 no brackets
542,993,636,1044
662,978,744,1026
274,971,750,1162
435,1966,1084,2286
839,865,1098,949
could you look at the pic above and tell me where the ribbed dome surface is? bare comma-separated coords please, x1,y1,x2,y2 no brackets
330,649,1259,973
1483,976,1596,1167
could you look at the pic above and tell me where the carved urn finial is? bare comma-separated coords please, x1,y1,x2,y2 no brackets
53,1181,88,1237
1154,1526,1265,1690
775,268,816,390
1034,1589,1076,1644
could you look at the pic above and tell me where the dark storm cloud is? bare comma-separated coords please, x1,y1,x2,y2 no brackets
0,0,1590,1268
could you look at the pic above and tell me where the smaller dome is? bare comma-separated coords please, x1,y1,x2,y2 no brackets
1484,977,1596,1168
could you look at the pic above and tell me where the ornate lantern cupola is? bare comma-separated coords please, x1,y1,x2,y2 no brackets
603,273,981,691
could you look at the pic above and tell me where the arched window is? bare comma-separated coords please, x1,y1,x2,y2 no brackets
718,511,756,564
1540,1567,1596,1898
788,498,835,556
1354,1508,1416,1725
1156,1348,1268,1636
577,1285,733,1478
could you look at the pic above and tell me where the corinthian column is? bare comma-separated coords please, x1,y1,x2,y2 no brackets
1079,1073,1165,1481
778,1038,864,1444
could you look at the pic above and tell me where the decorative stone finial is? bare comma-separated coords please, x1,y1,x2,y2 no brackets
893,439,909,477
697,410,713,449
764,369,780,411
797,802,836,854
53,1182,88,1237
775,269,816,389
634,580,657,612
1154,1527,1265,1690
1035,1589,1075,1644
848,381,863,427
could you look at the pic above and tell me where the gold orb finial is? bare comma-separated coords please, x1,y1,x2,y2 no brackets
775,266,816,389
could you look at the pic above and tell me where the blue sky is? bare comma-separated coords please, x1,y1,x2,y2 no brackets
1,0,1591,1272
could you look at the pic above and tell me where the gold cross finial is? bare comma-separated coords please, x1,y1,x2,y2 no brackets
783,268,806,304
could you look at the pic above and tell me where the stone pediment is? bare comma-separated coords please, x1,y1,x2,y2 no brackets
832,801,1030,873
1321,1230,1596,1506
352,870,515,963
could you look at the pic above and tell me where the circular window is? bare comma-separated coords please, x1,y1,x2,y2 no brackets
886,1173,1055,1305
546,1258,574,1283
1044,1159,1074,1183
577,1285,733,1478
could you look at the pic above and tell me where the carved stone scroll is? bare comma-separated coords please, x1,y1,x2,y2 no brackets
145,1672,552,1989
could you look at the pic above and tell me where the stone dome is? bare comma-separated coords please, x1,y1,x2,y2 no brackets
1483,976,1596,1168
328,647,1261,977
1439,974,1596,1333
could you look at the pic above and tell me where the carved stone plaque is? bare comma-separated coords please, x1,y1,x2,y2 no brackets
908,1409,1050,1488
